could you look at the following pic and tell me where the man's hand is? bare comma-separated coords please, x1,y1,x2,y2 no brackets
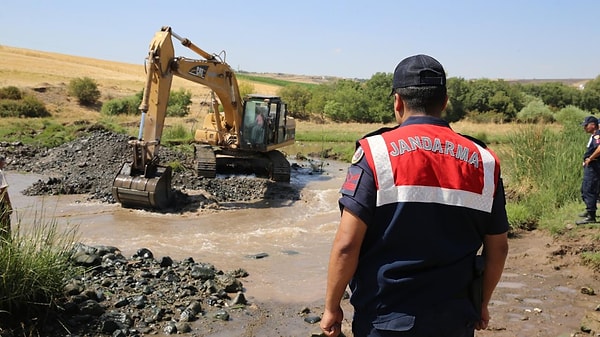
320,306,343,337
474,305,490,330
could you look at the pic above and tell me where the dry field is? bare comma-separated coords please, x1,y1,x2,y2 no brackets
0,45,281,123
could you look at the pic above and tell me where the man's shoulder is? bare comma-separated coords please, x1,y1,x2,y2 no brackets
363,125,400,139
458,133,488,148
355,125,400,149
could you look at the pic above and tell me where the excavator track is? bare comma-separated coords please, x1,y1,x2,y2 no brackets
195,145,217,178
266,150,291,182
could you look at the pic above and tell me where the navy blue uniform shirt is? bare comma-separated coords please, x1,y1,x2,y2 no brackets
339,116,509,332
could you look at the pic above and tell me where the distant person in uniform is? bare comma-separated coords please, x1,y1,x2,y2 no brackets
577,115,600,225
0,155,12,240
320,54,509,337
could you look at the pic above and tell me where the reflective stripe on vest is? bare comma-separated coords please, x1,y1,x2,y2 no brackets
362,132,497,213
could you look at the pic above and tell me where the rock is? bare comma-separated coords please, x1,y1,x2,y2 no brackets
78,300,104,316
304,315,321,324
230,292,247,306
175,322,192,333
246,252,269,259
214,309,230,321
581,286,596,295
159,256,173,267
216,274,243,293
581,309,600,335
134,248,154,259
71,250,101,267
29,243,252,335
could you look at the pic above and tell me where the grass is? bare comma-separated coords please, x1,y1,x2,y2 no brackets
0,210,81,332
237,73,318,89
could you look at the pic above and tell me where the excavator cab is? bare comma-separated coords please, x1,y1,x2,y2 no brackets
196,94,295,182
240,95,293,150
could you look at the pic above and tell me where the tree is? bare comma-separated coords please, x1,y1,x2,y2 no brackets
278,84,312,120
579,75,600,114
520,82,580,109
363,72,394,123
445,77,469,122
463,79,523,121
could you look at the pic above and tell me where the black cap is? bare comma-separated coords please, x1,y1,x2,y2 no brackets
392,54,446,90
581,115,598,126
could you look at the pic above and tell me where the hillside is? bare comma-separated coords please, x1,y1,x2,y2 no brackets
0,45,292,118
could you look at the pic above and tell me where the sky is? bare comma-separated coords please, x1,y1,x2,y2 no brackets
1,0,600,80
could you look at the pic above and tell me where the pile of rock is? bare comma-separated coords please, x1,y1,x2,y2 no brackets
0,125,301,208
45,243,250,336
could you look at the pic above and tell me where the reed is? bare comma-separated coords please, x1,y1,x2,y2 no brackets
0,210,80,326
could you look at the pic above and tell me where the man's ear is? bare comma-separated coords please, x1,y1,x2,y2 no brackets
442,95,449,111
394,94,404,121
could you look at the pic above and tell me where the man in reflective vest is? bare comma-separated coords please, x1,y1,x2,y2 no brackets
321,54,509,337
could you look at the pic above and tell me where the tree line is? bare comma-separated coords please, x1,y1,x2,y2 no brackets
277,73,600,123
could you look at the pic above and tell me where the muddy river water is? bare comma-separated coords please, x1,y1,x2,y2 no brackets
8,161,349,305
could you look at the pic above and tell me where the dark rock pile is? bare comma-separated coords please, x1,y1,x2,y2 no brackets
0,124,302,209
35,243,250,336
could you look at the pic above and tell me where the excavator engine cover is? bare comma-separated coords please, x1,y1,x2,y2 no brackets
112,162,173,209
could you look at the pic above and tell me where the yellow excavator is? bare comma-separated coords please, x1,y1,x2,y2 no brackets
112,26,296,209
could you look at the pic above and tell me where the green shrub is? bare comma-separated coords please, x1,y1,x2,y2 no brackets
101,88,191,116
101,96,140,115
516,99,555,123
0,86,23,100
166,89,192,117
0,95,50,118
505,202,537,232
163,124,193,143
166,102,189,117
34,121,76,147
554,105,589,126
167,160,186,173
581,252,600,271
68,77,101,106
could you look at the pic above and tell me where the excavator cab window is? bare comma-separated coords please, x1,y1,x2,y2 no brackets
242,99,270,147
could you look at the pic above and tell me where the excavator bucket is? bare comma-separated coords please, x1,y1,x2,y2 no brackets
112,162,173,209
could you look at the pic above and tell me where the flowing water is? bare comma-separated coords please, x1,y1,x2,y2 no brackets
8,161,349,304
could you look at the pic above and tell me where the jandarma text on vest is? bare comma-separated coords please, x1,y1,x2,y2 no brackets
388,136,480,167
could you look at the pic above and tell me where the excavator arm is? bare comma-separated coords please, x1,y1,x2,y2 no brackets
112,27,177,209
